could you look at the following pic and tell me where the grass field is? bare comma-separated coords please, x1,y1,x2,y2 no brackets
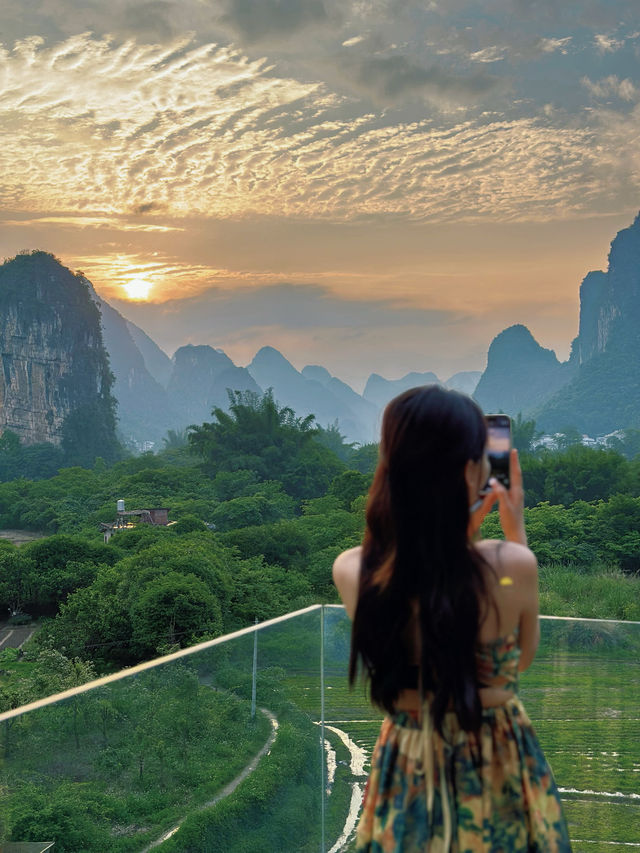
0,663,273,851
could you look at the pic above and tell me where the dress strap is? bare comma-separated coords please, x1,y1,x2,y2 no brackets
405,701,453,851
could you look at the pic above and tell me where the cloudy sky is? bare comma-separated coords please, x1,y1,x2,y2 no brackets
1,0,639,389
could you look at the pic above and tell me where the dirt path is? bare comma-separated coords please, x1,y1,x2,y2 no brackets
141,707,279,851
0,625,36,649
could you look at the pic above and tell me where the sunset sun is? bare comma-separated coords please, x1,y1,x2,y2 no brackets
123,277,152,300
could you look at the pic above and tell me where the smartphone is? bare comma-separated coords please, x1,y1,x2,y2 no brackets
485,414,511,489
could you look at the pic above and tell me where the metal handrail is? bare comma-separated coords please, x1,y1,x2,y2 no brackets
0,604,324,723
2,606,637,723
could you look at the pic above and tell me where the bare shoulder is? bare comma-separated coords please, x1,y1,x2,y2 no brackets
476,539,539,651
332,546,362,620
333,546,362,582
475,539,537,580
333,545,362,572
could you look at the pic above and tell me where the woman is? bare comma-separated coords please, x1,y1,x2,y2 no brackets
333,386,572,852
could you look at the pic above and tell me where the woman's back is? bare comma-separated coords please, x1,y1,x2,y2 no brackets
336,536,572,852
334,385,571,850
474,538,539,705
333,536,539,709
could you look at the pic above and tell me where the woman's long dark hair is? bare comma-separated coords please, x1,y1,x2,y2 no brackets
349,385,492,732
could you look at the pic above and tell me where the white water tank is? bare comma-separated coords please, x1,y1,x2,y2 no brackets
117,499,125,513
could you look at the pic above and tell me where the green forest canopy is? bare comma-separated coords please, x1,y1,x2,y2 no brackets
0,390,639,708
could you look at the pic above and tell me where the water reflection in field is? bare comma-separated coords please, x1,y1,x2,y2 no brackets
0,608,637,852
316,610,640,853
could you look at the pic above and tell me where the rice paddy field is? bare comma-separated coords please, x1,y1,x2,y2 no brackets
288,610,640,853
2,607,638,851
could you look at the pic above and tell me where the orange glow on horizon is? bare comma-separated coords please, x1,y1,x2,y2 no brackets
122,278,153,300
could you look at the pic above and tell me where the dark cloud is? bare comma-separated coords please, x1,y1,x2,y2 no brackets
345,55,500,105
0,0,339,55
0,0,224,46
0,0,63,44
132,202,164,215
507,0,637,27
0,0,173,44
221,0,330,42
96,119,122,139
120,0,176,41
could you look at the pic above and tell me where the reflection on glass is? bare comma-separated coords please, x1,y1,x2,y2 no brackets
323,611,640,852
0,607,638,852
0,608,323,852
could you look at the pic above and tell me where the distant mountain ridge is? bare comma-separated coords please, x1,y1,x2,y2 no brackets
89,317,482,447
11,274,476,448
249,347,379,443
4,213,639,450
169,345,260,427
363,371,440,410
0,252,503,449
474,212,640,434
534,213,640,433
125,320,173,387
473,324,574,416
88,287,177,443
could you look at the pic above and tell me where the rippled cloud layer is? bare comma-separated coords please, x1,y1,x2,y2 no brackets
0,0,638,380
1,17,638,225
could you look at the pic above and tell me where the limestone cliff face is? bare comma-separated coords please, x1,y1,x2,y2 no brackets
593,214,640,357
571,216,640,366
574,271,608,366
574,215,640,364
535,213,640,433
0,251,114,445
473,213,640,430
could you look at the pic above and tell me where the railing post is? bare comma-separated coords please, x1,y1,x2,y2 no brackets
251,616,258,719
320,603,326,853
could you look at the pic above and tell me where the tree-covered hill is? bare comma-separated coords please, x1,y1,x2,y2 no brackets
0,391,639,702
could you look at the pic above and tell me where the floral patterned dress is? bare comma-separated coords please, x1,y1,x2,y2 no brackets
355,632,572,852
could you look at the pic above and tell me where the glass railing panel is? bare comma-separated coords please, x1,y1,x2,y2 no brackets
524,617,640,853
320,605,381,853
0,606,324,853
1,607,638,852
323,610,640,853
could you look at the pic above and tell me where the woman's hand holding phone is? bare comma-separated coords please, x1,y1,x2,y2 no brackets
468,448,527,545
493,448,527,546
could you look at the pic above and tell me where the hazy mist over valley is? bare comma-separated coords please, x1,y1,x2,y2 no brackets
2,210,640,450
90,209,640,446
